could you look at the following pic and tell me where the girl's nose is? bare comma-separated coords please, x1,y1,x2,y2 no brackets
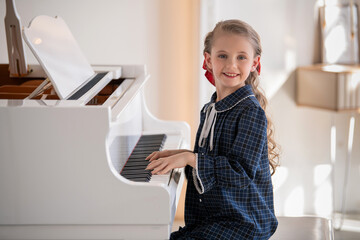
226,58,237,69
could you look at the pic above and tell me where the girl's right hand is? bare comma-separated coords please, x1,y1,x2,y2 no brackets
146,149,192,162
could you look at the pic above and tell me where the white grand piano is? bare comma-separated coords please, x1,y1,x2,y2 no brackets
0,2,190,239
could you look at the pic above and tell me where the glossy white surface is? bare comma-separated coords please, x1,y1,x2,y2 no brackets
23,15,94,99
93,65,122,79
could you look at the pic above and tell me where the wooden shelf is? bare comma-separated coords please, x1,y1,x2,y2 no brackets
296,64,360,111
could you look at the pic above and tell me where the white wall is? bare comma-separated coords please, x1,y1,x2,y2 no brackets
201,0,360,218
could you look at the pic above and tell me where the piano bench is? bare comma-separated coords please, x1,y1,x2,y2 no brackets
270,216,334,240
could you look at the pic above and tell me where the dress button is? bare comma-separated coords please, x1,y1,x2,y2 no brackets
199,199,202,203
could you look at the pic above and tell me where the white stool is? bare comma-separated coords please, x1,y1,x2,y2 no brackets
270,216,334,240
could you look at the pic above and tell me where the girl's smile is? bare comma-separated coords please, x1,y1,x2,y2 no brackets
223,72,239,78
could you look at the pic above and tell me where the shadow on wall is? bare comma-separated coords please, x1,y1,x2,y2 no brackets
270,70,333,218
283,70,297,101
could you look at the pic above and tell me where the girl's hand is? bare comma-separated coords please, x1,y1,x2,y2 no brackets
146,149,192,162
145,151,196,175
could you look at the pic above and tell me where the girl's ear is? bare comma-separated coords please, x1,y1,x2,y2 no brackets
251,55,261,72
204,52,212,71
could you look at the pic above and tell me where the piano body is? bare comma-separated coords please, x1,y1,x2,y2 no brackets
0,4,190,240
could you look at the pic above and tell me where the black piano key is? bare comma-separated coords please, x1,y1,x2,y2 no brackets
137,139,166,145
123,166,149,171
121,172,152,179
122,174,152,180
122,164,151,170
121,171,151,178
128,155,150,160
120,134,166,182
130,152,149,156
130,149,162,155
139,134,165,139
131,158,150,162
123,164,150,169
123,176,151,182
131,178,151,182
124,167,151,172
121,172,151,178
121,168,151,174
123,161,149,166
137,140,161,145
137,144,160,147
137,141,163,146
124,161,148,166
123,166,148,171
127,156,148,160
135,144,158,148
122,169,149,174
138,142,165,147
138,145,160,149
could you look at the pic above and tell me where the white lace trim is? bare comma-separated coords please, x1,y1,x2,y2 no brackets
192,153,204,194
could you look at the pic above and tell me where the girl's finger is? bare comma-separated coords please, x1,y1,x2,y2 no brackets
159,165,172,175
149,151,164,161
146,162,156,170
146,151,157,160
146,158,162,170
150,154,161,162
152,161,168,175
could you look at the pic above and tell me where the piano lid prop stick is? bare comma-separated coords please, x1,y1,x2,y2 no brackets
5,0,29,77
26,78,51,99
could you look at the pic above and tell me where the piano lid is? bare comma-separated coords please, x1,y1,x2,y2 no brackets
22,15,95,99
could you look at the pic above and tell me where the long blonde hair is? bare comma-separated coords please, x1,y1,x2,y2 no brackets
204,19,280,175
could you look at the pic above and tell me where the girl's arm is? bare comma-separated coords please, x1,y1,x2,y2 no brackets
146,149,192,161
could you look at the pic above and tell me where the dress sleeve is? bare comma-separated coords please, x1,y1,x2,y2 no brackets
193,106,268,194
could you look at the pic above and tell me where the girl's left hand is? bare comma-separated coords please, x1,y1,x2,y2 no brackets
145,152,196,175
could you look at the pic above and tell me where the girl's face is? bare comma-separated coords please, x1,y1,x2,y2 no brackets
205,32,260,93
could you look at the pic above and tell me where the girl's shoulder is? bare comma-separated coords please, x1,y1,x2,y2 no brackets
233,95,263,114
233,97,267,125
200,94,263,114
237,94,260,109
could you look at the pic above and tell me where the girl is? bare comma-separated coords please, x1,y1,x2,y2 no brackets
146,19,279,240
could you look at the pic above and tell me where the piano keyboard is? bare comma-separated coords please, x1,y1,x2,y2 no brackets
120,134,167,182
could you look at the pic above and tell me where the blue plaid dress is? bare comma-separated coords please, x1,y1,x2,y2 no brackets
170,85,277,240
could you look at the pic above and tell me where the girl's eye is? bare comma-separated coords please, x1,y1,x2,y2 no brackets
238,55,246,60
218,54,227,59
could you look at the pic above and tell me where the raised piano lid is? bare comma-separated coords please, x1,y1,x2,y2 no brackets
22,15,95,99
